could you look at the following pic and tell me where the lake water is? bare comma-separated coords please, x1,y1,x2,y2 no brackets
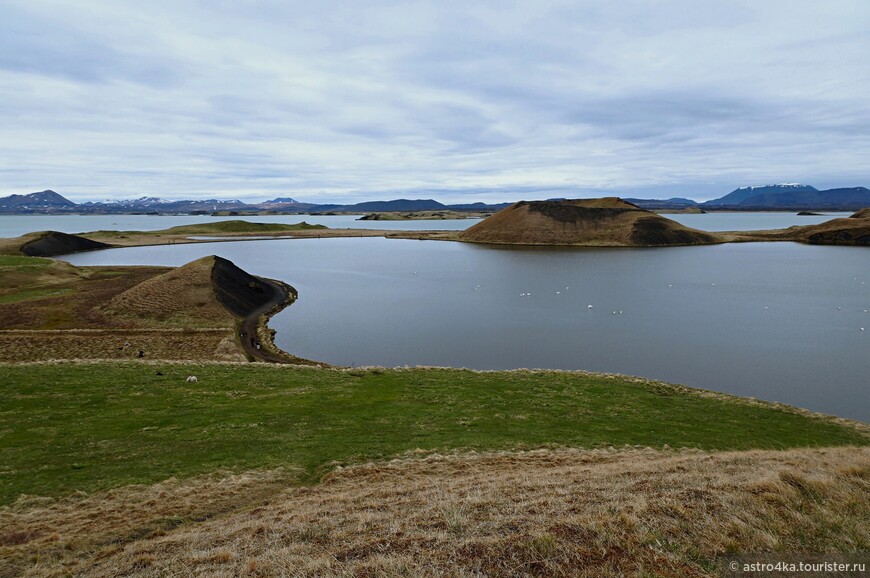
0,213,480,238
0,211,853,239
62,238,870,422
666,212,852,232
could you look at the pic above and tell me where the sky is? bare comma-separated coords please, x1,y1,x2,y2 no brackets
1,0,869,204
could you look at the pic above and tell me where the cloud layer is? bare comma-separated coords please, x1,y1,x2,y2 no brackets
2,0,869,202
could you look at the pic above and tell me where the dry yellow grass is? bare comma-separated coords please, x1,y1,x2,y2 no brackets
2,446,866,577
104,256,235,328
0,329,244,362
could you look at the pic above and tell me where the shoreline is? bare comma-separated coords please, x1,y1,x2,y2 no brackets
241,276,326,367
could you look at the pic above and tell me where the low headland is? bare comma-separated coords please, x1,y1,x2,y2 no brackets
0,252,316,365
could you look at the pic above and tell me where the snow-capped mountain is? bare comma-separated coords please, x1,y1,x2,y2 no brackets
703,184,870,208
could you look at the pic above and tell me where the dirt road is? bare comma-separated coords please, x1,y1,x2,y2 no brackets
237,278,318,365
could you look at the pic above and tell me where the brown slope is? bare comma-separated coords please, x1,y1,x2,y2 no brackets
791,209,870,246
458,197,720,246
849,207,870,219
9,447,866,577
103,255,284,327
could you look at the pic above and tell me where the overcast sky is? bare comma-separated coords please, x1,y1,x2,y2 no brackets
2,0,869,203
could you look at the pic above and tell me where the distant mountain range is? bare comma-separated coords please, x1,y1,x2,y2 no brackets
1,185,868,215
623,197,699,210
0,191,253,214
0,191,513,215
702,185,870,209
629,185,870,211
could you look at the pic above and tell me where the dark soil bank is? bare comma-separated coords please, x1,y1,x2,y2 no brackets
21,231,111,257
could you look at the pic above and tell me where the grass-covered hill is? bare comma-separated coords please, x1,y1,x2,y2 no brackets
0,221,330,256
727,206,870,246
798,207,870,245
459,198,720,247
0,362,867,576
3,363,866,505
103,255,284,327
0,253,292,362
83,219,327,244
0,231,112,257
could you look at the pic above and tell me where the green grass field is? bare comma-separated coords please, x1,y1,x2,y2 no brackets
1,362,866,505
0,255,53,267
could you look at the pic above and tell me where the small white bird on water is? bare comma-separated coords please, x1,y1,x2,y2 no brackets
587,304,593,309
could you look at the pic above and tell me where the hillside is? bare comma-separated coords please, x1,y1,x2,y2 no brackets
794,207,870,246
0,362,868,577
458,198,720,246
0,230,113,257
0,254,297,362
104,255,280,327
19,231,112,257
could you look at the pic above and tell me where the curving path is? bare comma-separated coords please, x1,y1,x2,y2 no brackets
236,278,318,365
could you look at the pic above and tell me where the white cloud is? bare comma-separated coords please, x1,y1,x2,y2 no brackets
1,0,869,203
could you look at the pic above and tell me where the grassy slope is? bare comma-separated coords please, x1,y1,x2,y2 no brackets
0,256,170,330
28,447,863,578
0,255,80,291
85,220,327,238
1,362,866,505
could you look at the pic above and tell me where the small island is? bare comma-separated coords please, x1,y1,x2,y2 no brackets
457,197,720,246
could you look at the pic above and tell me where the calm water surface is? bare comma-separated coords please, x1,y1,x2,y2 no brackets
667,212,852,232
63,238,870,421
0,214,480,238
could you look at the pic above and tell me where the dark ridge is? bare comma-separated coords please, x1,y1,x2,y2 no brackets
211,255,281,317
20,231,111,257
524,200,641,223
630,217,718,246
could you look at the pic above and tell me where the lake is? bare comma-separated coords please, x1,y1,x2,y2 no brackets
0,211,853,239
62,237,870,422
0,213,480,238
